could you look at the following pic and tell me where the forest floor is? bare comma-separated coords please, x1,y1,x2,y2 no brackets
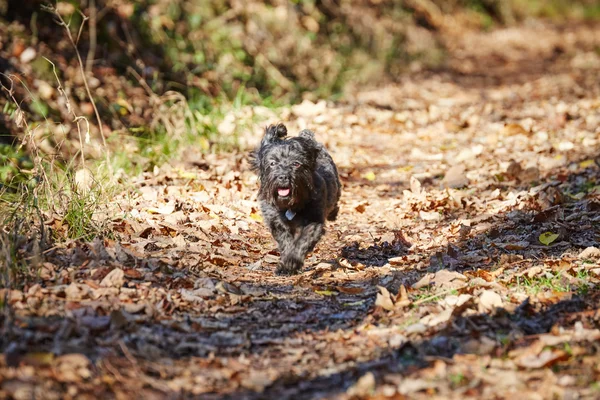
2,21,600,400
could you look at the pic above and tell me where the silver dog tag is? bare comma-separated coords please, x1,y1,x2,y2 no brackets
285,209,296,220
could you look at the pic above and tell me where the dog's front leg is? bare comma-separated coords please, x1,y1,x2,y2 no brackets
268,221,298,275
278,222,324,275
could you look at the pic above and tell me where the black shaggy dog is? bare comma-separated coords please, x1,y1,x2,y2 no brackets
251,123,341,274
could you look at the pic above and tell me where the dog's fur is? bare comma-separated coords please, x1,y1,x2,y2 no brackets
251,123,341,274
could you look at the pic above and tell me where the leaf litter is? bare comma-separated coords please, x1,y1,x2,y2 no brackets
2,22,600,399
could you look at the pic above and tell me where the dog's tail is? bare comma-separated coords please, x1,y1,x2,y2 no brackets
298,129,316,141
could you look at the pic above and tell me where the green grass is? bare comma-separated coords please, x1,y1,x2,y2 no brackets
410,288,459,305
511,269,591,296
0,143,35,190
513,272,568,295
108,88,283,179
449,372,467,388
509,0,600,20
1,187,45,290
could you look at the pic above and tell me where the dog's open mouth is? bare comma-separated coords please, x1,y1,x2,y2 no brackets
277,187,291,197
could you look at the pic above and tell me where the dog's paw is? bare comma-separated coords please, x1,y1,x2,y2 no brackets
276,255,304,275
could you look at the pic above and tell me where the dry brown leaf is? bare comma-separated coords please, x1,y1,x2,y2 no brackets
53,353,92,382
443,164,468,189
375,286,394,311
395,284,410,307
347,372,376,397
478,290,503,313
146,203,176,215
419,210,442,221
579,247,600,260
502,123,529,136
336,286,365,294
100,268,125,288
515,349,568,369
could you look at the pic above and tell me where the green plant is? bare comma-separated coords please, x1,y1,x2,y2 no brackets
512,271,571,295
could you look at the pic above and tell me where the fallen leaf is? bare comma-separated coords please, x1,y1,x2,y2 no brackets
65,283,91,301
315,289,338,296
414,270,467,290
395,284,410,307
336,286,365,294
526,266,544,278
375,286,394,310
250,212,263,222
347,372,375,397
419,210,442,221
502,123,529,136
443,164,469,188
579,247,600,260
579,159,596,168
146,203,176,215
539,232,559,246
515,349,568,369
22,352,55,367
100,268,125,288
53,353,92,382
240,370,275,392
410,175,423,195
397,378,437,395
478,290,503,312
354,202,368,213
123,268,142,279
363,171,376,181
519,166,540,183
420,308,453,327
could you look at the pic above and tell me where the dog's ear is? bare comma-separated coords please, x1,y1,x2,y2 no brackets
298,129,315,141
251,124,287,172
298,129,319,165
263,123,288,144
249,148,260,172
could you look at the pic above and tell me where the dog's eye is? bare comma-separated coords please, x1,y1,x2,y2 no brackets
269,161,276,167
293,161,301,168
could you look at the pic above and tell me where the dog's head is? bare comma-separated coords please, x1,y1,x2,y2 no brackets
251,124,318,210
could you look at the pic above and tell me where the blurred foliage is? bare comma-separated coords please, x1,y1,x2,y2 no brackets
0,143,34,191
0,0,599,166
94,0,420,102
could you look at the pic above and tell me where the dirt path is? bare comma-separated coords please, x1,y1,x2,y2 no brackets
2,22,600,399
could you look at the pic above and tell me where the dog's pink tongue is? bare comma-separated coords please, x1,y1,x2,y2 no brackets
278,188,290,197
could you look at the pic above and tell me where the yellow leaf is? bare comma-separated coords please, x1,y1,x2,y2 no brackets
539,232,559,246
580,159,596,169
344,300,366,307
567,192,586,200
315,289,337,296
116,98,132,111
502,123,529,136
23,352,54,366
363,171,376,181
176,169,197,179
250,212,263,222
198,137,210,151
